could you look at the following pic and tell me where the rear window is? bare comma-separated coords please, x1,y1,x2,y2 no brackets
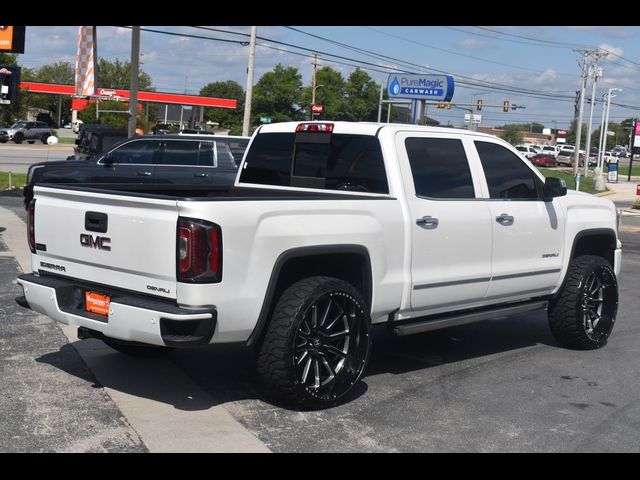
240,132,388,194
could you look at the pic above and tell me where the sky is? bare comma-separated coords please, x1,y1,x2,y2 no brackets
14,25,640,131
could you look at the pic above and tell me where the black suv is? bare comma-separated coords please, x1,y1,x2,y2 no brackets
24,134,251,207
70,124,129,161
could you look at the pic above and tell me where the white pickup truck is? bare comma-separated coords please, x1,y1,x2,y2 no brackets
17,121,622,408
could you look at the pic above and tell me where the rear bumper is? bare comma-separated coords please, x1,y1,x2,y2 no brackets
17,273,217,347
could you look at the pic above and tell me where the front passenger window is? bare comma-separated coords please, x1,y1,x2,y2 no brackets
475,141,541,200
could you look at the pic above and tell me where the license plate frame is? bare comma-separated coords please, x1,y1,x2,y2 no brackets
85,291,111,316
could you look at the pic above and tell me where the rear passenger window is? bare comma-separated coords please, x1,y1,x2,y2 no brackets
240,133,388,194
475,141,541,200
405,137,475,199
160,140,211,166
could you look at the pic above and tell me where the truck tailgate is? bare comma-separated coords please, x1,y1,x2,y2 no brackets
32,186,179,299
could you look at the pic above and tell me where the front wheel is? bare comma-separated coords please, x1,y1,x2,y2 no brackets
13,133,23,144
257,276,372,408
41,133,49,144
548,255,618,349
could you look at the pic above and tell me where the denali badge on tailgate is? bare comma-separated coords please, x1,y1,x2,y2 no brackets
80,233,111,251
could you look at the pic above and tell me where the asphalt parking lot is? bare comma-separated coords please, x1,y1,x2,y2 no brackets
1,192,640,452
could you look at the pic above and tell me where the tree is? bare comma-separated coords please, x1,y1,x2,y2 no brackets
592,121,628,151
199,80,244,129
22,61,74,126
567,119,587,147
343,69,379,121
253,64,304,125
496,123,528,132
499,124,524,145
97,58,153,91
300,66,346,120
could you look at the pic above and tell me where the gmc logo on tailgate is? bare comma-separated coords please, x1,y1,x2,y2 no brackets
80,233,111,251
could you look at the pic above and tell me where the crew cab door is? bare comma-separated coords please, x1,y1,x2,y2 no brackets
395,132,493,315
93,138,159,183
471,139,565,299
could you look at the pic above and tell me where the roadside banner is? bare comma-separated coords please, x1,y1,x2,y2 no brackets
74,26,97,97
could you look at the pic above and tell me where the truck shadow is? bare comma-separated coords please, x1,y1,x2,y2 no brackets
36,310,558,412
367,310,557,376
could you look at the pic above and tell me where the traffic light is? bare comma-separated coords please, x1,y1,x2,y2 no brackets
503,101,510,112
476,99,483,111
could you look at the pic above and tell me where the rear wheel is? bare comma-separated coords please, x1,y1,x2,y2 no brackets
13,133,23,144
257,276,372,408
548,255,618,349
102,337,173,358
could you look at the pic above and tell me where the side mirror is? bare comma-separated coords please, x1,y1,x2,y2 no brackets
543,177,567,201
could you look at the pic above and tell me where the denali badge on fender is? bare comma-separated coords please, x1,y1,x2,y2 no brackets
80,233,111,251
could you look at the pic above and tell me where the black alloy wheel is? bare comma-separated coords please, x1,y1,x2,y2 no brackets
258,276,372,408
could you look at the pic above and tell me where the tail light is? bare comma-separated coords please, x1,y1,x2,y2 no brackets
28,199,36,254
295,123,334,133
177,218,221,283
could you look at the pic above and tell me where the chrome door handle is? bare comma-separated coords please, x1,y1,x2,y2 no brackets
193,173,208,178
137,171,152,176
416,216,439,229
496,213,514,225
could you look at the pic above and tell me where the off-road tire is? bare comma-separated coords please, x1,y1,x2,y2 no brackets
257,276,372,409
548,255,618,350
102,337,173,358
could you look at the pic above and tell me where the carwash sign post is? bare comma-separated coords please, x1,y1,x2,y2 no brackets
387,74,455,124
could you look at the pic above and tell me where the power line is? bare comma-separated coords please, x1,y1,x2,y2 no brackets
472,26,591,49
443,26,573,49
361,26,559,74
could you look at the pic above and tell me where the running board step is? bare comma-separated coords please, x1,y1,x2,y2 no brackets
392,300,548,336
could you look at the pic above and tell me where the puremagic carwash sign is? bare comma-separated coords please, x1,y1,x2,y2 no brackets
387,73,455,101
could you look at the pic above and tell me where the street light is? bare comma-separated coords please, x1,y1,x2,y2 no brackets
595,87,622,191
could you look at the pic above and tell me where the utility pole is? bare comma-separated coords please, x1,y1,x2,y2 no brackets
572,50,590,185
127,26,140,138
584,50,608,177
242,26,257,137
311,53,319,120
311,53,319,105
377,81,383,122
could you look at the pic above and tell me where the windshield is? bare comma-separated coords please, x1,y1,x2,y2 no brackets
10,121,27,129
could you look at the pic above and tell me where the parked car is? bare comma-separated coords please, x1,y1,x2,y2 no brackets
540,145,559,158
0,120,53,144
23,134,251,207
611,146,628,158
530,153,558,168
515,145,537,159
559,145,575,155
36,112,56,128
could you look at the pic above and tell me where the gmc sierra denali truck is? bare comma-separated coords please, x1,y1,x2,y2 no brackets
16,121,622,408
